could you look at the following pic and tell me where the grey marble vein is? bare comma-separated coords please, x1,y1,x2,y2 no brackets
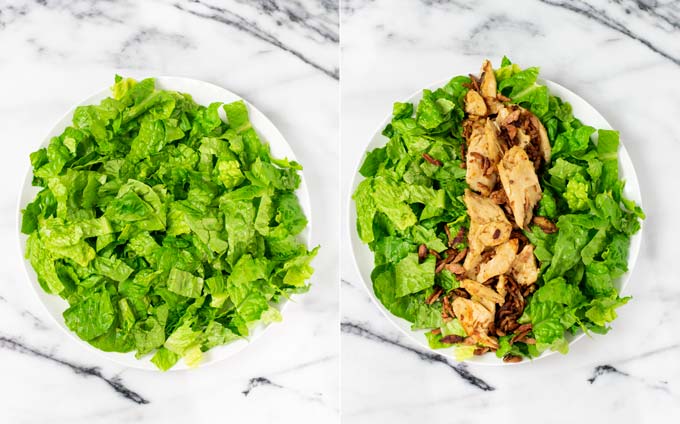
588,364,629,383
538,0,680,65
173,0,339,79
0,0,126,26
239,0,339,43
341,321,495,391
242,376,283,396
0,335,149,404
241,375,329,407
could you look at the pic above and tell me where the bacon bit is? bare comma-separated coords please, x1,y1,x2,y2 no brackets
441,334,465,344
442,296,455,319
468,74,481,91
514,323,532,334
521,337,536,345
452,227,466,246
505,124,518,140
426,287,443,305
430,328,442,335
444,224,453,246
418,244,428,262
474,347,490,355
497,93,511,102
422,153,443,166
428,249,442,260
446,263,466,275
452,247,468,264
511,330,531,344
532,216,558,234
503,354,523,363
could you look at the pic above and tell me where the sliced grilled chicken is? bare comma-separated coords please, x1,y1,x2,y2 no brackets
465,120,502,196
463,190,513,273
452,297,499,349
461,279,505,305
498,146,542,228
477,238,519,283
465,90,487,116
510,244,539,286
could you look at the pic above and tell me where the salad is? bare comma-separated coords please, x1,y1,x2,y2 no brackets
21,77,317,370
353,58,644,362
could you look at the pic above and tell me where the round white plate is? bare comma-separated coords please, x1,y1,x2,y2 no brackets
17,77,312,371
348,78,643,366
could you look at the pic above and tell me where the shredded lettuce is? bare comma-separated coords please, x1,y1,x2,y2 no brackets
22,76,317,370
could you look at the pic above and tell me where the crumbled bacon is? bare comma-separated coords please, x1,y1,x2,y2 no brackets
426,287,444,305
532,216,558,234
441,334,465,344
503,354,523,363
418,244,428,262
422,153,443,167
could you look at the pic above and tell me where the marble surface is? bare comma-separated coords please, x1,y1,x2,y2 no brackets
341,0,680,423
0,1,338,423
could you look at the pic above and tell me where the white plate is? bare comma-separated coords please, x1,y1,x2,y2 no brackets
17,77,312,371
348,78,643,366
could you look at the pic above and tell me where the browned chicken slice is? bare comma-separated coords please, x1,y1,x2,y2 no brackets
477,238,519,283
461,279,505,305
498,146,542,229
466,119,502,196
510,244,539,286
480,60,502,114
464,189,510,224
528,114,551,163
480,60,497,99
465,90,487,116
463,190,513,272
496,275,508,300
452,297,499,349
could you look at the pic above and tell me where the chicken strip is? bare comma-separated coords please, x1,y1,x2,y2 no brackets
465,90,487,116
466,119,502,196
480,60,497,99
510,244,539,286
480,59,502,114
452,297,499,349
528,113,552,163
498,146,542,229
463,190,513,272
477,238,519,283
461,279,505,305
496,275,508,301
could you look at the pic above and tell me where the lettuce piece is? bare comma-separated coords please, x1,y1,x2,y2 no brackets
63,290,115,341
167,268,204,298
353,179,377,243
395,253,435,297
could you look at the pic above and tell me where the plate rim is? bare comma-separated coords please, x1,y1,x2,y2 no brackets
346,76,644,367
16,75,313,371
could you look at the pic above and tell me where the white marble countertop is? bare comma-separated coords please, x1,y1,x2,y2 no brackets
0,1,338,423
341,0,680,423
